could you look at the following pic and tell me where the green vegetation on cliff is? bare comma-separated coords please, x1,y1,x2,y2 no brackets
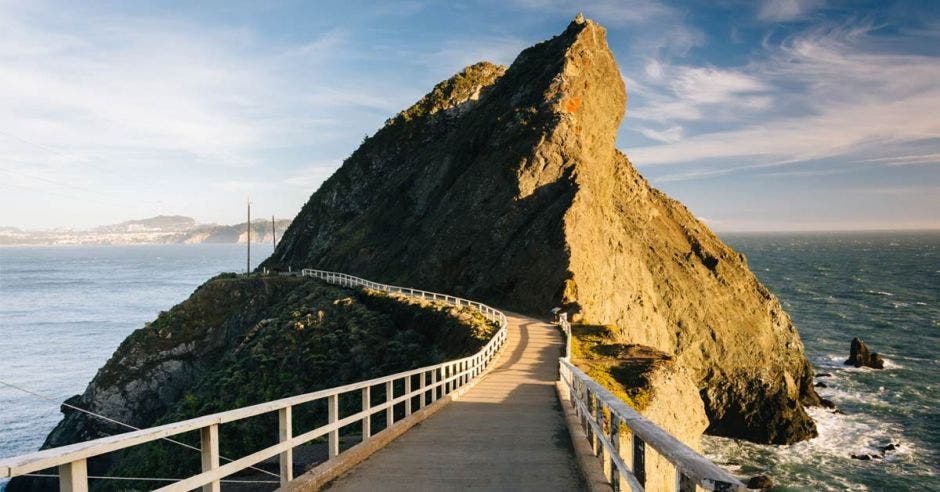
570,324,669,412
9,275,496,491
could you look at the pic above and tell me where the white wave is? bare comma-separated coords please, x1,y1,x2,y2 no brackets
704,407,920,491
817,354,902,371
815,383,893,409
881,358,903,370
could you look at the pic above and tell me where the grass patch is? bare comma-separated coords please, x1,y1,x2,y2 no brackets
570,324,673,412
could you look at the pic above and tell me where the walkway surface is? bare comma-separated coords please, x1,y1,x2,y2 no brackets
324,313,585,491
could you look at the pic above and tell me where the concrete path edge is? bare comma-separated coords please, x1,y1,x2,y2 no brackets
278,341,509,492
556,382,615,492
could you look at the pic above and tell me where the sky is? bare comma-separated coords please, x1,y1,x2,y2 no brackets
0,0,938,232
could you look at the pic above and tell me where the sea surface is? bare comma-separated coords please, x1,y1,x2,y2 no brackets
0,234,938,490
0,244,273,490
706,232,939,491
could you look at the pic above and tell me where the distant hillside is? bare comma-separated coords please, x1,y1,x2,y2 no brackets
93,215,197,233
178,220,292,244
0,216,291,246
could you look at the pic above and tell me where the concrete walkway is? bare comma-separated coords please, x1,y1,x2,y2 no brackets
324,313,585,491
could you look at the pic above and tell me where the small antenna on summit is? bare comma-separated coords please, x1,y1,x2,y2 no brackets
575,12,585,24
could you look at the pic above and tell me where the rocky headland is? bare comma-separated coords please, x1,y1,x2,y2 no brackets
265,16,820,445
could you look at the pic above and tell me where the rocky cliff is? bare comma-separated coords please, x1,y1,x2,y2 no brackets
264,16,820,444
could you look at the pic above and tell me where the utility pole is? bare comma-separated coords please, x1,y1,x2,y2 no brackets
246,197,251,276
272,215,277,249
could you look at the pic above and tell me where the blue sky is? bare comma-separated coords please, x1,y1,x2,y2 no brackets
1,0,938,231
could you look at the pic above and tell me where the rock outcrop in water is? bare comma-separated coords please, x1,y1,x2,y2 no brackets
264,16,820,444
845,337,885,369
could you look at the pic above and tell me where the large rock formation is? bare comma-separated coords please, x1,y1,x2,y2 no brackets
263,17,820,443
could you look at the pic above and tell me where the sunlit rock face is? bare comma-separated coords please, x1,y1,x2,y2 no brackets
266,16,820,444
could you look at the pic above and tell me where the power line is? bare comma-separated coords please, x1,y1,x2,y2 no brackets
0,129,138,181
0,379,280,479
0,129,163,207
0,167,148,207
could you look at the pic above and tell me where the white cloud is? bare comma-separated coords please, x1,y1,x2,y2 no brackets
627,64,771,124
860,153,940,166
1,19,286,171
625,21,940,173
638,125,683,143
758,0,825,22
0,3,416,228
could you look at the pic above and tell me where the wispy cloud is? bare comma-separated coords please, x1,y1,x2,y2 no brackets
628,63,772,123
0,2,416,227
625,20,940,175
758,0,826,22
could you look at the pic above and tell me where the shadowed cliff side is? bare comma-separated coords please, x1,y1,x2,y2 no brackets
263,16,819,444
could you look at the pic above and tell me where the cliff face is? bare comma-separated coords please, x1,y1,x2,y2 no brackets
265,17,819,444
7,275,495,491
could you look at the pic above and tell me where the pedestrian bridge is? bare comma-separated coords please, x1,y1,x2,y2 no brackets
0,270,744,491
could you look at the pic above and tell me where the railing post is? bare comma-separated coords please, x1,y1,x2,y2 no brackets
328,394,339,458
58,459,88,492
431,368,438,401
404,375,412,417
278,406,293,485
200,424,220,492
633,436,646,488
598,401,611,483
611,413,622,492
677,468,695,492
419,370,427,409
386,380,394,427
588,389,599,456
362,386,372,439
443,365,450,394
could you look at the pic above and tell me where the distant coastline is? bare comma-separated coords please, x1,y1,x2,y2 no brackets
0,215,291,246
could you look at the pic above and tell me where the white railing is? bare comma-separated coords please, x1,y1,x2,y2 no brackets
556,317,745,491
0,269,508,492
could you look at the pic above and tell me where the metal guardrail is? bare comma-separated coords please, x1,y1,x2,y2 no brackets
0,269,508,492
556,315,746,491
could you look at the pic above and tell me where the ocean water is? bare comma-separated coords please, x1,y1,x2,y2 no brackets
707,232,940,491
0,244,273,490
0,234,938,490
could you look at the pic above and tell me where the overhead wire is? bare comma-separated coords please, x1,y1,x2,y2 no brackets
0,379,281,479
